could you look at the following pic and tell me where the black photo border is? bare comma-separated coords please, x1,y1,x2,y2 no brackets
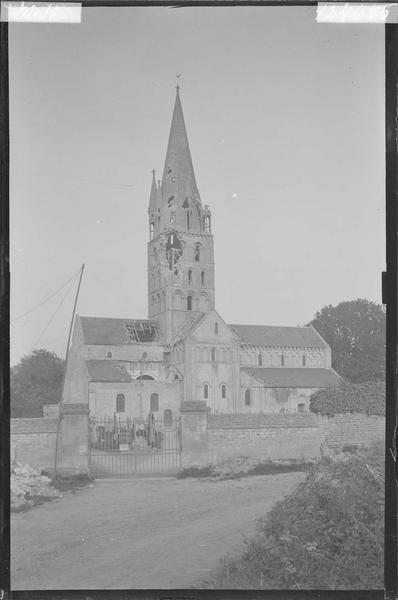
1,2,397,598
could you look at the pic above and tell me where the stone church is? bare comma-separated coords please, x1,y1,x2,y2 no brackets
63,87,340,421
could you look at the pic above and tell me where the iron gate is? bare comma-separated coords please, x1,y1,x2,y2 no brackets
89,415,182,477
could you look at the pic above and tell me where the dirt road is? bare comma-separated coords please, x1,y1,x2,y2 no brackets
11,472,304,589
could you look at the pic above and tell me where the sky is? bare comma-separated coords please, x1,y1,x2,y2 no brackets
9,6,385,366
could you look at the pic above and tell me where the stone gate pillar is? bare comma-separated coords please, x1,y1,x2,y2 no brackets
180,400,208,467
55,403,90,476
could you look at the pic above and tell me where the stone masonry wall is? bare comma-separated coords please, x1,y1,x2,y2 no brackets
319,413,385,448
201,412,385,466
11,418,57,471
206,413,322,463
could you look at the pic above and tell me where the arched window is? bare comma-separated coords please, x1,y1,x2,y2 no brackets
150,393,159,412
245,389,251,406
194,244,200,261
187,212,190,230
188,269,192,284
164,409,172,424
215,322,219,335
281,354,285,367
187,295,193,311
211,347,216,362
302,354,306,367
221,385,226,399
116,394,125,413
201,270,205,285
258,353,263,366
150,222,154,240
107,351,112,358
204,384,209,399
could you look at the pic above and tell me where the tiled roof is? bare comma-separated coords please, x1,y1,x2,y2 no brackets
86,360,133,382
80,317,160,345
243,367,341,388
230,324,327,349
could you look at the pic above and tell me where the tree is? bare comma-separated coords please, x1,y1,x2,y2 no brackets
307,299,385,383
11,349,65,417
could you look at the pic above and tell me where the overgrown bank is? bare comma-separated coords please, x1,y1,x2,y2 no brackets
200,442,384,589
178,456,311,481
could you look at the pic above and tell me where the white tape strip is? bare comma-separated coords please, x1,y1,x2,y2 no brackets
1,2,82,23
317,3,397,23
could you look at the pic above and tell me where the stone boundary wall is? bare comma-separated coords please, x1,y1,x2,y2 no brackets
208,413,319,429
11,418,58,471
318,413,385,448
206,413,322,463
202,412,385,465
10,412,385,473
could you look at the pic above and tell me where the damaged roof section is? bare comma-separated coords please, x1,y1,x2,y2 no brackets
125,321,159,343
80,317,160,345
230,324,327,349
86,360,133,383
243,367,341,388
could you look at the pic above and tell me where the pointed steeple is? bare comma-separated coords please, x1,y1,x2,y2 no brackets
148,169,157,213
161,88,200,206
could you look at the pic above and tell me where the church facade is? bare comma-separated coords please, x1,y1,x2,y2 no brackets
63,88,340,420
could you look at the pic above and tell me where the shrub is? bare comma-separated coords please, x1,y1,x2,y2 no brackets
201,442,384,589
310,381,385,417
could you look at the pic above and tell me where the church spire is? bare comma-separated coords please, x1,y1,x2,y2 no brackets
149,169,157,211
161,87,200,205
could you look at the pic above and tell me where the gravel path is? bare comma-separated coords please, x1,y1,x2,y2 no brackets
11,472,304,590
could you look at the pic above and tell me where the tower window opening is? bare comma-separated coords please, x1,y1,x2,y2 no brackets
215,322,219,335
211,347,216,362
150,222,154,240
150,393,159,412
201,270,205,285
194,244,200,261
107,351,112,358
116,394,125,413
187,295,193,311
204,384,209,399
245,389,251,406
221,384,226,399
281,354,285,367
302,354,306,367
188,269,192,284
164,409,173,424
258,354,263,366
187,212,190,230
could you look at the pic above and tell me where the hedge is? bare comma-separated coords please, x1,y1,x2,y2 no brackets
309,381,385,417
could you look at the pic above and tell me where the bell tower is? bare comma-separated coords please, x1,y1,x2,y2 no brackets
147,86,215,343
